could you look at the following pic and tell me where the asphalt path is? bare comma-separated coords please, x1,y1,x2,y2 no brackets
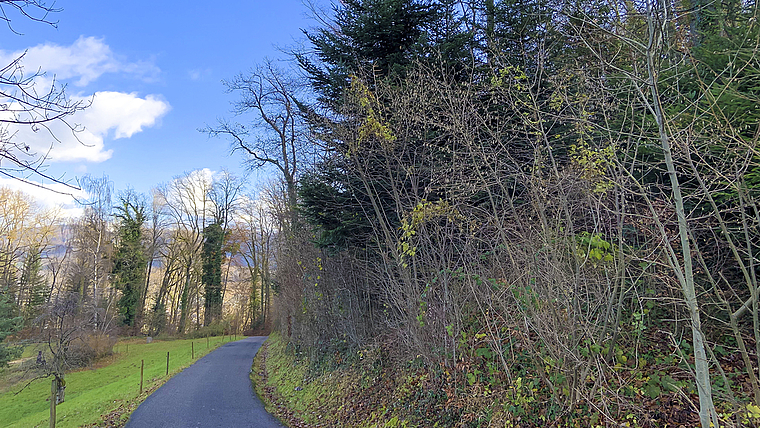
125,336,285,428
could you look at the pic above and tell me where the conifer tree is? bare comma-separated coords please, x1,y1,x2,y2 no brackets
0,288,22,367
112,194,147,329
19,248,47,322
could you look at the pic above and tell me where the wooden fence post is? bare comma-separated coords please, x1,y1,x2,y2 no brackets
140,360,144,395
49,378,56,428
191,342,194,359
166,352,169,376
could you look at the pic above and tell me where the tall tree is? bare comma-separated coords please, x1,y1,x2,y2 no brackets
202,222,224,326
157,171,211,333
297,0,438,106
112,191,147,329
72,175,113,308
206,62,304,215
18,247,46,321
0,286,21,367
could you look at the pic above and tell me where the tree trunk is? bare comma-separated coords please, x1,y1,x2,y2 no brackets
645,3,718,425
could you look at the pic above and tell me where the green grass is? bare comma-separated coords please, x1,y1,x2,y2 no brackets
0,334,238,428
19,343,42,359
256,331,313,416
254,333,425,428
253,332,348,426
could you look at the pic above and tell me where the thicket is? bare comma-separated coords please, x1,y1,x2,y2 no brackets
265,0,760,426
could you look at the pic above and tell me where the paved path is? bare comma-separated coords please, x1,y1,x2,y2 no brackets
125,336,285,428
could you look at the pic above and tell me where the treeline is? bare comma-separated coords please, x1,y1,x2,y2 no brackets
0,171,279,367
230,0,760,426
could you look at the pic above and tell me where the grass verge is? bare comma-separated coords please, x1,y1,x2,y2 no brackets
251,332,420,428
251,331,351,427
0,334,238,428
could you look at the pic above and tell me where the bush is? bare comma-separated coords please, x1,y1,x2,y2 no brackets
66,332,116,368
185,321,231,339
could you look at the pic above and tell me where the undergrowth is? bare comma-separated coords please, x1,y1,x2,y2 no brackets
255,330,760,427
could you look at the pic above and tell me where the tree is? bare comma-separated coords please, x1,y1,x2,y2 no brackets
0,0,88,190
18,246,47,321
236,192,279,329
0,186,59,317
297,0,438,106
111,191,147,329
36,292,110,408
142,188,168,333
156,171,211,333
207,170,243,319
202,222,224,326
0,287,22,367
71,175,113,307
206,61,305,214
295,0,481,250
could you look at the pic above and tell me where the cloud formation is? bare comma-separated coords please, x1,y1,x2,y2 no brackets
8,91,170,163
0,36,170,163
0,36,160,86
0,177,86,218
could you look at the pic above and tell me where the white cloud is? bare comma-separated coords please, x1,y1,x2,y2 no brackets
0,36,160,87
5,91,171,163
0,177,86,219
0,36,170,201
80,92,170,139
0,36,170,163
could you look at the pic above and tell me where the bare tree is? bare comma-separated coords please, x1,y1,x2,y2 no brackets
0,0,88,191
156,171,212,332
205,61,306,211
70,175,113,331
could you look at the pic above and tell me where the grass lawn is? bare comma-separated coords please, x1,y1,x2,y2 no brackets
0,334,240,428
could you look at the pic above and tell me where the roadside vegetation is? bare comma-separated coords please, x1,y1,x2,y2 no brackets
238,0,760,427
257,322,756,427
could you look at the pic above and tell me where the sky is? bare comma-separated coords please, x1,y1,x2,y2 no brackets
0,0,323,214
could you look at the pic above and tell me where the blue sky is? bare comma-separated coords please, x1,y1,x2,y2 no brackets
0,0,322,212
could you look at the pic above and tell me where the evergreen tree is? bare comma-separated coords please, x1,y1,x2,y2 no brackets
297,0,438,108
202,222,224,326
19,248,47,322
296,0,466,250
0,287,22,367
112,194,147,329
0,252,18,299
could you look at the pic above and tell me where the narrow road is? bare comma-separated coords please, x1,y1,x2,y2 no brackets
125,336,285,428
